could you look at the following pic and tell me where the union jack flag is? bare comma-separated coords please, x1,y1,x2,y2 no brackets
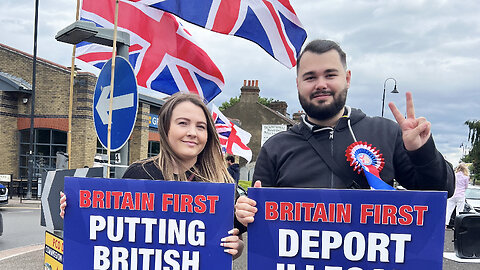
77,0,224,102
129,0,307,68
209,104,252,163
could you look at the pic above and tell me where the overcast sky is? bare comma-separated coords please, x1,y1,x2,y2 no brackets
1,0,479,166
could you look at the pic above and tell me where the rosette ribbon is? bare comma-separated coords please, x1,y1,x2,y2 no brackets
346,141,395,190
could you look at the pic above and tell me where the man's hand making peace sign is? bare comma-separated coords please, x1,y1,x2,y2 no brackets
388,92,431,151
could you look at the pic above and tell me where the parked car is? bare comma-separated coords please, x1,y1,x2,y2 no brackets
465,185,480,213
446,186,480,228
0,183,8,205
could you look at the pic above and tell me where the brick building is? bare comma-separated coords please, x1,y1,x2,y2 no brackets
0,43,163,190
222,80,299,180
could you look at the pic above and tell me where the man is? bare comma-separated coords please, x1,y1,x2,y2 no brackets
226,155,240,184
235,39,455,226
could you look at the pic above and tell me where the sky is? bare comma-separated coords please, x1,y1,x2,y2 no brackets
0,0,479,166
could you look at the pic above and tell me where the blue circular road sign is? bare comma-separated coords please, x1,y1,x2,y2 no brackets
93,56,138,151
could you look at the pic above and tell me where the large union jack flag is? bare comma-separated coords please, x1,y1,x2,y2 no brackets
209,104,252,163
77,0,224,102
129,0,307,68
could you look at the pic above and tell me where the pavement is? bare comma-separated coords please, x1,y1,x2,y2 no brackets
0,197,44,269
1,197,42,209
0,244,44,270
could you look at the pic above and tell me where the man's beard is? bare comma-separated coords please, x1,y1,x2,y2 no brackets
299,88,348,121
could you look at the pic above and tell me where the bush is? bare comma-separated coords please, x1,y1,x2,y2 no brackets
238,180,251,193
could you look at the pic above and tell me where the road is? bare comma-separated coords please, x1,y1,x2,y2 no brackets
233,234,247,270
0,198,479,269
0,198,45,270
443,228,480,269
0,201,44,250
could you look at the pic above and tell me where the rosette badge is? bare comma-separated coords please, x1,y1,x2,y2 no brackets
346,142,395,190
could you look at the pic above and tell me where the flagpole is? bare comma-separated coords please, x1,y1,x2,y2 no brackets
107,0,120,178
67,0,81,170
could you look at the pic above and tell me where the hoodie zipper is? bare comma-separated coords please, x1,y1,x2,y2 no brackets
329,129,335,188
305,107,357,189
312,127,336,187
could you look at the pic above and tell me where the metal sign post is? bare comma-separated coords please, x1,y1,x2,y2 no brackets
93,56,138,166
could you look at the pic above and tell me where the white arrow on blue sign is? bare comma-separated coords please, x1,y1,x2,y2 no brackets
93,56,138,151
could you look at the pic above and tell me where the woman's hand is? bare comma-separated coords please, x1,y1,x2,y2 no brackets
221,228,244,260
60,191,67,219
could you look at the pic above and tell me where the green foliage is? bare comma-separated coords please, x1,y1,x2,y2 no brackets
258,97,275,106
465,120,480,145
219,96,276,111
219,96,240,111
238,180,251,192
462,120,480,182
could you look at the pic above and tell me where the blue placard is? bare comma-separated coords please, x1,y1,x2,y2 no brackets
94,56,138,151
63,177,235,269
248,188,447,270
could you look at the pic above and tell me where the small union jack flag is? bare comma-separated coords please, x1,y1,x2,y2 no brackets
210,104,252,163
129,0,307,68
77,0,224,102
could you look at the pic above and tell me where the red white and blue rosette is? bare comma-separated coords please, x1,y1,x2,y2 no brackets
345,141,395,190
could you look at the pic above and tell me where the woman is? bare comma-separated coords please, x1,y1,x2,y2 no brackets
445,163,470,227
61,93,244,258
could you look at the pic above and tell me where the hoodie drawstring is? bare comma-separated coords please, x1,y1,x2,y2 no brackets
342,106,357,143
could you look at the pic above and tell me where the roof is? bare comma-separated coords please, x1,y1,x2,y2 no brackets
258,102,297,125
0,71,32,94
0,42,95,76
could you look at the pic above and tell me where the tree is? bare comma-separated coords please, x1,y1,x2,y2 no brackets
258,97,275,106
462,120,480,183
219,96,275,111
219,97,240,111
465,120,480,145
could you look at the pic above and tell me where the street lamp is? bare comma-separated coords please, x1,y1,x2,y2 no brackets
381,77,399,117
55,20,130,57
55,20,131,178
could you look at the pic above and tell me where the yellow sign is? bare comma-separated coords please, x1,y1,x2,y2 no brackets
44,230,63,270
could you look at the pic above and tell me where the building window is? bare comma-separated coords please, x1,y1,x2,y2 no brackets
96,140,121,178
96,139,117,156
96,140,124,161
19,129,67,179
148,141,160,157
